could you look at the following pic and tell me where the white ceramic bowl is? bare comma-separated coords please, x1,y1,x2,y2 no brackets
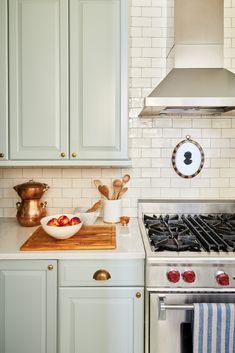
74,208,99,226
40,214,83,239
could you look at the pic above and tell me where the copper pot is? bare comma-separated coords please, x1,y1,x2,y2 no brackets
13,180,49,227
14,179,49,200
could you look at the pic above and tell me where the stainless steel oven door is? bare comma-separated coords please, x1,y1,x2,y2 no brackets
150,292,235,353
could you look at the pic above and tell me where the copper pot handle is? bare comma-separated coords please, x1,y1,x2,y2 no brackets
41,201,48,208
42,184,50,192
16,202,21,210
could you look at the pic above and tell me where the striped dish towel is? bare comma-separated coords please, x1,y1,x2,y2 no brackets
193,303,235,353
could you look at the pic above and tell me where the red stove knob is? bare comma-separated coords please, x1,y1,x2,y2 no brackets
182,270,196,283
216,272,230,286
167,269,180,283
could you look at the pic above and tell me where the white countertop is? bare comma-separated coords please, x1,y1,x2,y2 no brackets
0,218,145,260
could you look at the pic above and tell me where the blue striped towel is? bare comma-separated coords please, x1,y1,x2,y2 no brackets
193,303,235,353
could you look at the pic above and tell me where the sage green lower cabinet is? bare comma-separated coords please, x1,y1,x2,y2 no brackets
59,287,144,353
0,260,57,353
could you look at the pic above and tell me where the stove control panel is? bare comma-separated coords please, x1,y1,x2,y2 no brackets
216,271,230,286
148,264,235,288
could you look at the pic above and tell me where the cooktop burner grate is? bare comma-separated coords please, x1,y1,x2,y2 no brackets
144,214,235,252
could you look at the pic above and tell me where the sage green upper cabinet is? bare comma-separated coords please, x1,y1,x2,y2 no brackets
5,0,129,165
69,0,128,161
0,0,8,161
0,260,57,353
9,0,69,160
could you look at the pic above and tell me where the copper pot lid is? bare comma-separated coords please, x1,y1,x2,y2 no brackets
14,179,49,191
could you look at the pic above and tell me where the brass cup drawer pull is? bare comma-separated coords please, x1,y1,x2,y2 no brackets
93,269,111,281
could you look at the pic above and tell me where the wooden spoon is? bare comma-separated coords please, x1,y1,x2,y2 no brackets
118,187,128,199
98,185,110,199
93,180,103,189
86,200,102,213
122,174,130,186
111,179,123,200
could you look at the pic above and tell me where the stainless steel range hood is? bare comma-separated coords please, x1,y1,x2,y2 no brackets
140,68,235,116
140,0,235,117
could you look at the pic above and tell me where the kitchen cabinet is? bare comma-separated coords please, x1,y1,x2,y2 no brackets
9,0,69,161
4,0,129,166
69,0,128,161
0,0,8,161
59,287,144,353
0,260,57,353
58,259,144,353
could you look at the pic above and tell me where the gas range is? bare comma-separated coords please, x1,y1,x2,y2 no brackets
138,200,235,288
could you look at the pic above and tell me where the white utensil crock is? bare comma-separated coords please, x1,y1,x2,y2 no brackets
103,199,122,223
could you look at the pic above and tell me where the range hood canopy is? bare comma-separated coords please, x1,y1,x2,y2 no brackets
140,0,235,116
140,68,235,116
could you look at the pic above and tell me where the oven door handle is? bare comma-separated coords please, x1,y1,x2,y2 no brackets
158,296,194,320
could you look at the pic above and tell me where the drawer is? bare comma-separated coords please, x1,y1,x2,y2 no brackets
59,259,144,287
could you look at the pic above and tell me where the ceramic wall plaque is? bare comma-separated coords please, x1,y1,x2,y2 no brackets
172,136,204,179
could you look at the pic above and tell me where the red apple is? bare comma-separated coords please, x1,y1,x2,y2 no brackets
57,215,70,226
69,216,81,226
47,218,59,227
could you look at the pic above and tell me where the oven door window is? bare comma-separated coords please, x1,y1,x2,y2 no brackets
149,292,235,353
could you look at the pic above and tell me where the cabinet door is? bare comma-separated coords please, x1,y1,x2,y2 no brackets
59,287,144,353
0,260,57,353
0,0,8,160
70,0,128,160
9,0,69,160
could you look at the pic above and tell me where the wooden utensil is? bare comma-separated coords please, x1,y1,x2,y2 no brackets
111,179,123,200
87,200,102,213
94,180,103,188
122,174,130,186
98,185,110,199
118,187,128,199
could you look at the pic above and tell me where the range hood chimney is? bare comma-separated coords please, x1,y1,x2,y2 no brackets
140,0,235,116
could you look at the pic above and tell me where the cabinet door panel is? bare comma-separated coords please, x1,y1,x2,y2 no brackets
59,287,144,353
9,0,69,160
70,0,128,160
0,260,57,353
0,0,8,160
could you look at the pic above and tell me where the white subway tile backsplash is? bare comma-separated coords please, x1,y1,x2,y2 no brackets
141,168,160,177
142,148,161,157
142,7,162,17
192,119,211,128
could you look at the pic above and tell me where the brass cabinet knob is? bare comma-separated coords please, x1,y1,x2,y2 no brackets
0,153,4,158
136,292,142,299
60,152,66,158
71,152,77,158
48,264,54,271
93,269,111,281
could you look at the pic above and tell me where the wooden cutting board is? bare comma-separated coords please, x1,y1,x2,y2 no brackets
20,225,116,251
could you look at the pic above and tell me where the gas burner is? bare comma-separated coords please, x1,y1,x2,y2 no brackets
145,214,201,252
143,213,235,252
